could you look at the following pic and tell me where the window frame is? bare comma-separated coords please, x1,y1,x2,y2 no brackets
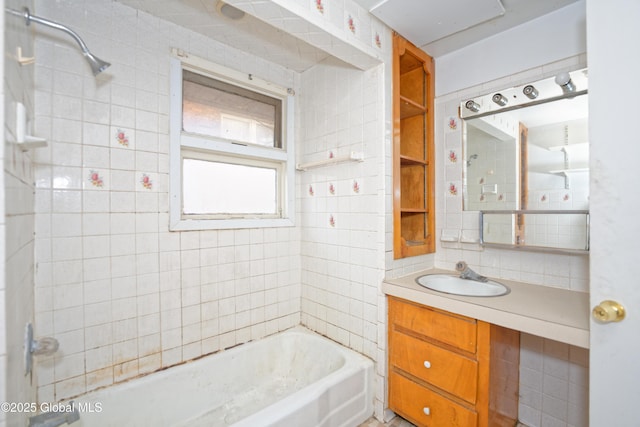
169,52,295,230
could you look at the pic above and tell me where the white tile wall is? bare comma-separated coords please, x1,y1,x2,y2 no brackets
434,56,590,427
297,55,387,418
2,0,39,425
519,334,589,427
33,0,301,402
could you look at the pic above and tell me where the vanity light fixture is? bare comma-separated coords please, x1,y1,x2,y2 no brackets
492,93,508,106
523,85,538,99
465,100,480,112
555,72,576,94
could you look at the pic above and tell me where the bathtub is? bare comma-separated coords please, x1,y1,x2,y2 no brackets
70,326,374,427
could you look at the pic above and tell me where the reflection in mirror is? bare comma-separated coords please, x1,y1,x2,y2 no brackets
480,210,589,252
464,95,589,210
461,69,589,252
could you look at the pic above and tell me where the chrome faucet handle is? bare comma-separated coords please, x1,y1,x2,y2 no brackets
455,261,489,282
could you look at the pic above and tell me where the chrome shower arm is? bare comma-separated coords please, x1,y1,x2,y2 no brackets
5,7,110,75
11,7,91,54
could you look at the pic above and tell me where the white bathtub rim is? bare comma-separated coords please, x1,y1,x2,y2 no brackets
69,325,374,427
69,325,364,402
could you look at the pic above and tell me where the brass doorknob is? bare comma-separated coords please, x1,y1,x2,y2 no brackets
592,300,625,323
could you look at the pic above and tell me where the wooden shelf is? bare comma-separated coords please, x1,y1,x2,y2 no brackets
400,155,427,165
399,96,426,119
393,33,435,259
400,207,428,212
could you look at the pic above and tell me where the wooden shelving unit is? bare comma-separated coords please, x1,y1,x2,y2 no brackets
393,34,435,258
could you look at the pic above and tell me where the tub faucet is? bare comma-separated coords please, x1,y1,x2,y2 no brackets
455,261,488,283
28,402,80,427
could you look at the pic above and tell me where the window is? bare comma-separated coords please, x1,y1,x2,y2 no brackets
170,53,295,230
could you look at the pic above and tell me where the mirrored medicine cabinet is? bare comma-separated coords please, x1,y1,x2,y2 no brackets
460,68,589,253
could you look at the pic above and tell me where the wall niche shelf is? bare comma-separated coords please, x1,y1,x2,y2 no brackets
392,34,435,258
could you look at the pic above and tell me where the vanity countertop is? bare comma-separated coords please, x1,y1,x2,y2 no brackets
383,269,590,348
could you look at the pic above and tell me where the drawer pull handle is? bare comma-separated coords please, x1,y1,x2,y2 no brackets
423,407,431,416
423,360,431,369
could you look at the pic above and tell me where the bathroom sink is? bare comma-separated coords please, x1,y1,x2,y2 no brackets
415,274,509,297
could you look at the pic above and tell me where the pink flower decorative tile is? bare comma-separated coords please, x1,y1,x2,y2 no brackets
89,170,104,188
140,173,153,190
346,13,357,35
136,171,157,192
352,180,360,194
448,183,458,196
116,129,129,147
315,0,324,14
328,183,336,195
448,150,458,163
308,184,314,196
329,214,335,227
448,117,458,131
82,168,109,190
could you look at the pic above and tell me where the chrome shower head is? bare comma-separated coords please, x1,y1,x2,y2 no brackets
6,7,111,76
84,50,111,76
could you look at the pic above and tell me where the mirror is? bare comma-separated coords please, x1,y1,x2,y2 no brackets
461,69,589,252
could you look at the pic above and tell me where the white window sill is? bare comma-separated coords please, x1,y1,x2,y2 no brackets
169,217,295,231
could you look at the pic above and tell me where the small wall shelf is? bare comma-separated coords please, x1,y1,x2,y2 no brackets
546,142,589,151
14,102,47,151
296,151,364,171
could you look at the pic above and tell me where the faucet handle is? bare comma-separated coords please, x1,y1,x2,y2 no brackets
31,336,59,356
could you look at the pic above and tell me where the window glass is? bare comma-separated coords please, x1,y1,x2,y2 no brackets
182,158,278,216
170,56,294,230
182,70,280,148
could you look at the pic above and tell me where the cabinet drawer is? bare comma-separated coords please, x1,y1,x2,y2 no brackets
390,331,478,404
389,371,477,427
389,297,477,353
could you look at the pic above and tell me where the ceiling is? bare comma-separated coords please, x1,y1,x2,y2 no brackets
353,0,581,57
116,0,330,72
117,0,581,72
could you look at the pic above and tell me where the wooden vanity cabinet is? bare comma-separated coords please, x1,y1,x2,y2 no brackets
393,33,435,258
388,297,520,427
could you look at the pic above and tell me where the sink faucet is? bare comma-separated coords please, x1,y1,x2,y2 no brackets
456,261,488,282
28,402,80,427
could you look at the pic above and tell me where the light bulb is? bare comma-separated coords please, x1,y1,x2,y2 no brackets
465,100,480,112
492,93,508,106
555,72,576,93
523,85,538,99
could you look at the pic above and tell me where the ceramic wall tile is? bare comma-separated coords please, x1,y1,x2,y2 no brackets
31,0,303,401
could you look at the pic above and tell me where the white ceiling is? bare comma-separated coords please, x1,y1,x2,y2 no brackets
116,0,582,72
353,0,581,57
116,0,330,72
